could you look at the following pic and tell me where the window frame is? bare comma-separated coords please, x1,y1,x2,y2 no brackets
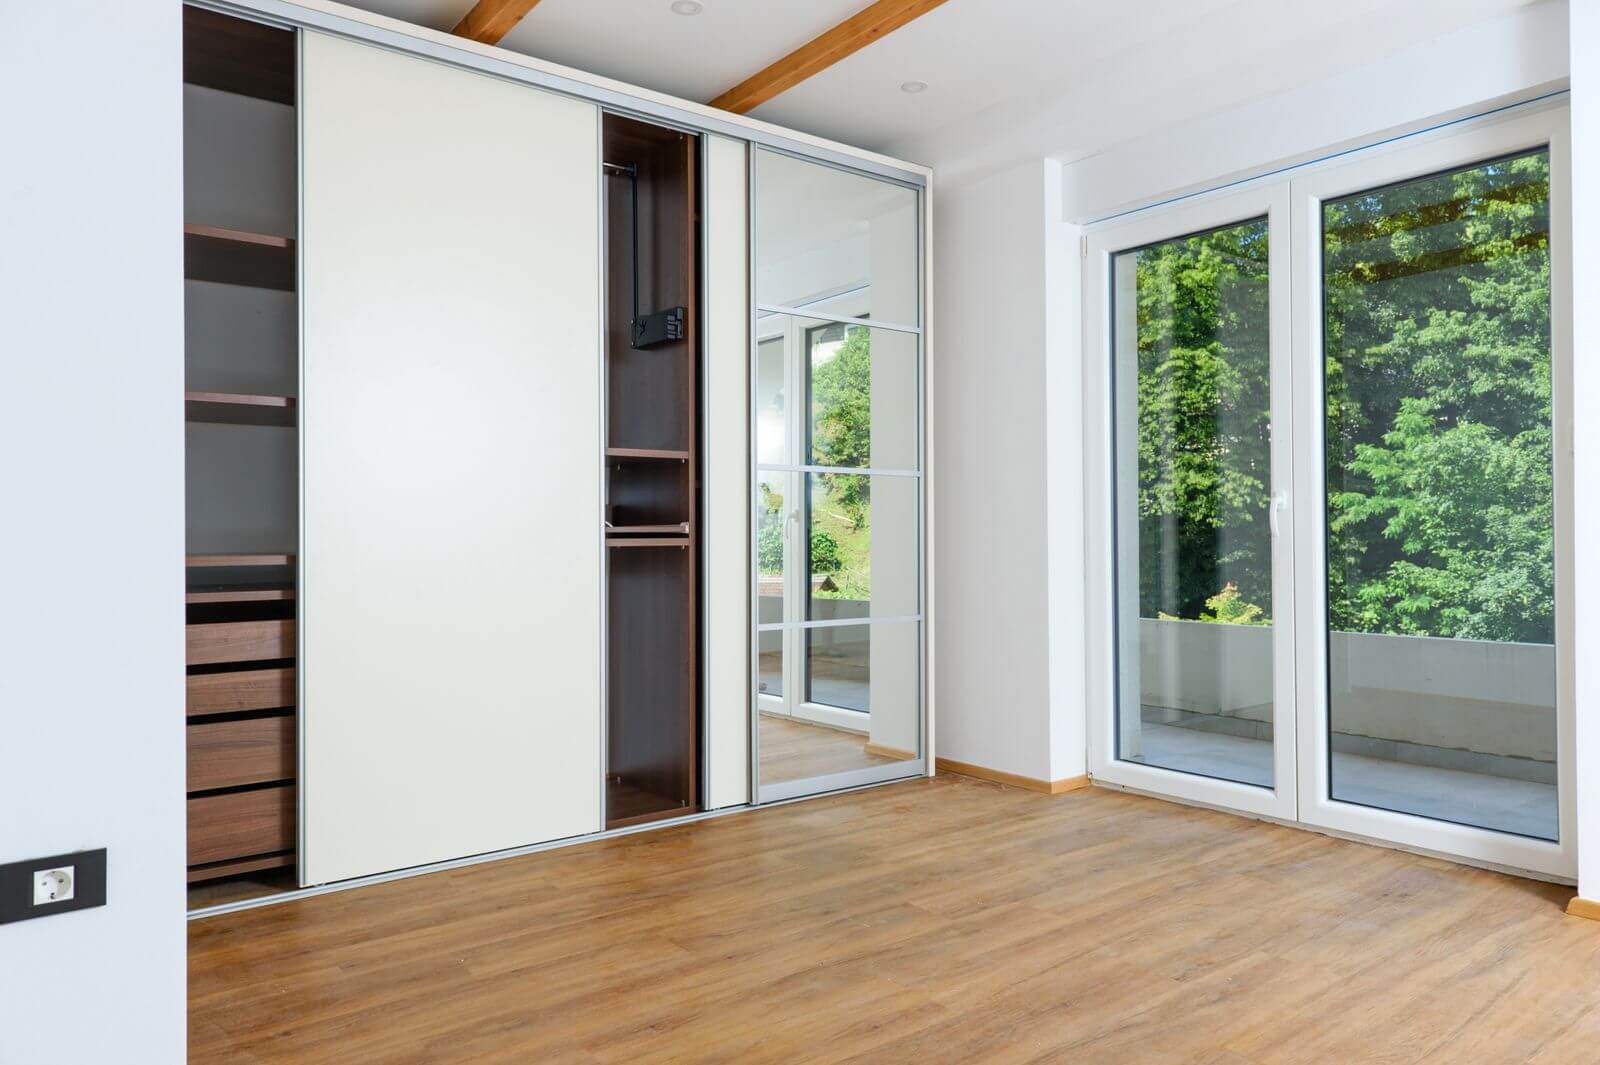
1082,102,1574,880
1084,182,1298,823
1288,106,1574,878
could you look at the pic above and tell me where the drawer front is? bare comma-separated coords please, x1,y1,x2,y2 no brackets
187,784,296,867
188,715,295,793
188,666,295,717
187,620,294,666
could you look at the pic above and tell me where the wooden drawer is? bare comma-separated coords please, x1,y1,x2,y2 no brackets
187,619,294,666
188,714,295,793
188,784,295,867
188,666,295,717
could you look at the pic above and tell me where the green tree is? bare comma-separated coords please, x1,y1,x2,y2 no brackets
811,327,873,523
1133,219,1272,621
1132,149,1552,643
1323,150,1552,642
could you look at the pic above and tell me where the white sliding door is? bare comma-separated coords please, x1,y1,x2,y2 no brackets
300,32,603,885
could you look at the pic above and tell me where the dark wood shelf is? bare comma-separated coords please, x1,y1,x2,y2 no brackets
606,523,689,536
606,447,690,462
184,6,295,106
606,537,691,549
186,850,295,885
187,553,296,568
186,583,295,605
186,391,297,428
185,223,296,291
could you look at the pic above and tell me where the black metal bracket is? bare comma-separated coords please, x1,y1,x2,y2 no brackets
605,159,685,351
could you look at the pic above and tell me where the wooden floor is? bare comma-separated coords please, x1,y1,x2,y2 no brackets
190,775,1600,1064
759,712,897,783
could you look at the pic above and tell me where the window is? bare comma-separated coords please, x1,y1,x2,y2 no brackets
1084,106,1572,877
1322,149,1556,840
1112,217,1277,788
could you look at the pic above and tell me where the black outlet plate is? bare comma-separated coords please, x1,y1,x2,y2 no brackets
0,848,107,925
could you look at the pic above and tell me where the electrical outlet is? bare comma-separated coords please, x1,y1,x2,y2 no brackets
0,849,105,924
34,866,75,905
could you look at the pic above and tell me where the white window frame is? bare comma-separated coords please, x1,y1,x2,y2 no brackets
1289,105,1574,879
1083,101,1575,881
1084,182,1298,823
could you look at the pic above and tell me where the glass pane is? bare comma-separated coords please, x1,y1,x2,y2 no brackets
756,471,791,662
1113,217,1275,788
805,473,918,620
1323,150,1555,840
755,149,918,326
805,318,918,471
807,625,868,711
755,325,789,465
757,625,783,702
759,622,919,785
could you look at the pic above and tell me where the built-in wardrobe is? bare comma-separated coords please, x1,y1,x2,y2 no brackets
181,3,927,913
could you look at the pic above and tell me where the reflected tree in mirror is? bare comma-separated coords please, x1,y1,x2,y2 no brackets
808,322,872,602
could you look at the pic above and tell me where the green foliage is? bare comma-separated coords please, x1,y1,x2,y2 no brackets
1323,150,1552,642
1198,583,1268,625
809,530,843,574
1135,150,1554,643
1132,218,1273,621
811,329,873,526
808,326,873,598
756,483,784,574
757,520,783,574
811,327,872,469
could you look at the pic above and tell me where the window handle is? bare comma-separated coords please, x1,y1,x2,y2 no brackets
1269,491,1289,539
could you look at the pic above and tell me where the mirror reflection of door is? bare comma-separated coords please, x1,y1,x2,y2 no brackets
753,311,920,790
751,148,924,798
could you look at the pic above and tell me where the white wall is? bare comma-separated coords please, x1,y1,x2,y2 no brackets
932,159,1056,781
1060,0,1569,222
1043,161,1086,783
1570,0,1599,904
0,0,187,1061
924,0,1572,792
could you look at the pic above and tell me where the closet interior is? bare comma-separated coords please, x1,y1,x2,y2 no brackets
183,7,300,909
603,114,704,828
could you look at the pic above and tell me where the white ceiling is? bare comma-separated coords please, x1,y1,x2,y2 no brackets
340,0,1546,178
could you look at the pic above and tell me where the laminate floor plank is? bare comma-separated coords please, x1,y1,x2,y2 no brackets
191,775,1600,1063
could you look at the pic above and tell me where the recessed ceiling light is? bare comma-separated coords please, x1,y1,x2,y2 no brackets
670,0,703,14
900,81,928,94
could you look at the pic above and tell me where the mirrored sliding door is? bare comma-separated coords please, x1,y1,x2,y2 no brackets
751,149,925,802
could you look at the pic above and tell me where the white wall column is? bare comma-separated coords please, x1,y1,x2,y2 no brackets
1570,0,1600,912
934,158,1085,786
1044,161,1088,783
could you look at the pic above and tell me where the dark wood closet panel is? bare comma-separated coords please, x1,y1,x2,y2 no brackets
603,114,703,829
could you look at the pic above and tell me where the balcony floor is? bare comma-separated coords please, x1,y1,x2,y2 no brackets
1131,722,1557,841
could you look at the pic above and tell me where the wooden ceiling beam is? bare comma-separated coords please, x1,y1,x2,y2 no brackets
708,0,951,115
452,0,546,45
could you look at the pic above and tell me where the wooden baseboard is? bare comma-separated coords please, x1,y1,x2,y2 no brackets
935,757,1090,796
863,741,916,761
1567,896,1600,921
